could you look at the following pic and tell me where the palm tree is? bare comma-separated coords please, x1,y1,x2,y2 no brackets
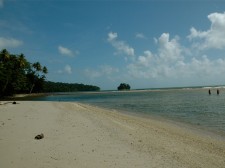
11,54,30,93
43,66,48,74
18,54,27,68
0,49,48,97
33,62,42,71
0,49,10,62
28,62,48,93
0,49,12,96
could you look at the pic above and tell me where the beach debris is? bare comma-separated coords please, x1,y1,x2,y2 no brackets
35,133,44,140
12,101,17,104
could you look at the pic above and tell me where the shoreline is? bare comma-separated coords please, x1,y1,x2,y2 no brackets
0,93,50,101
1,85,224,100
1,85,222,101
1,101,225,168
81,100,225,139
82,102,225,141
18,85,225,95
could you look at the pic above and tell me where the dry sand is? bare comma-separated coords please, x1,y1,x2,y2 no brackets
0,101,225,168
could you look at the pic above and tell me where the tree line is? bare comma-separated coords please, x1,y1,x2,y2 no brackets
0,49,47,97
0,49,100,98
43,81,100,92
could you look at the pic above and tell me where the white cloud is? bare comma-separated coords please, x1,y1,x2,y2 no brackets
0,0,4,8
108,32,118,41
106,12,225,88
135,33,146,39
188,12,225,50
58,45,78,57
107,32,135,57
126,32,225,82
157,33,183,63
64,65,72,74
174,56,225,81
0,37,23,48
136,50,153,67
58,65,72,74
106,32,186,80
128,54,225,83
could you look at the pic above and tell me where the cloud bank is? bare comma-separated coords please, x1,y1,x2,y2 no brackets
105,12,225,87
188,12,225,50
135,33,146,39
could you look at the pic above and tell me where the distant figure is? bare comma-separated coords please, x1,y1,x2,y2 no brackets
208,89,211,95
217,89,220,95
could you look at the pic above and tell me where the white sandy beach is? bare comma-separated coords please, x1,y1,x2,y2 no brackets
0,101,225,168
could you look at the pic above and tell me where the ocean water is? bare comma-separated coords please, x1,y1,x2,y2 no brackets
34,88,225,135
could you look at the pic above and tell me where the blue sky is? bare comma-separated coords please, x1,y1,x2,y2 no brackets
1,0,225,90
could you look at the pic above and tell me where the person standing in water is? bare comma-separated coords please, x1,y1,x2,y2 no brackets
217,89,219,95
208,89,211,95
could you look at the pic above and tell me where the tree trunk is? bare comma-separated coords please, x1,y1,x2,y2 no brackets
29,83,35,94
2,77,9,94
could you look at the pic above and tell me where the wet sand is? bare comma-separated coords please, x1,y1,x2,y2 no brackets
0,101,225,168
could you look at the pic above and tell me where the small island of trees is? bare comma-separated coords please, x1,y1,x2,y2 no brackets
0,49,100,98
117,83,131,91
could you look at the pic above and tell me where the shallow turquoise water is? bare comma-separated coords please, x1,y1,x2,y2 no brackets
34,89,225,134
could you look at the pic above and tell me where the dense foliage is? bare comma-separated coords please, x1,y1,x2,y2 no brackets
0,49,47,97
0,49,100,97
117,83,131,90
43,81,100,92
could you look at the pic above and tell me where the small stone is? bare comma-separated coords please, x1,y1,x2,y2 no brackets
35,133,44,140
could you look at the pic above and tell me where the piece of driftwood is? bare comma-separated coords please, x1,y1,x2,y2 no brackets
35,133,44,140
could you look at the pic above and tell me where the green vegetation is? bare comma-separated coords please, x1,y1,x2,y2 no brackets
0,49,47,97
0,49,100,98
43,81,100,92
117,83,131,91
